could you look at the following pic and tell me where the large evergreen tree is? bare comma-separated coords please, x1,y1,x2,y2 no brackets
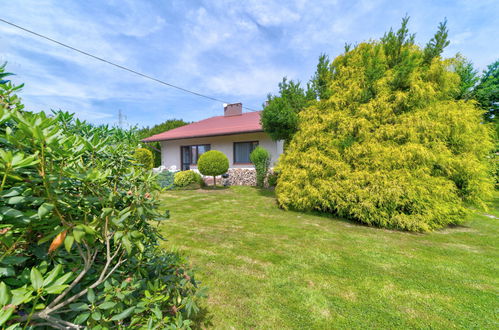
138,119,188,166
275,18,494,231
473,59,499,122
260,78,313,143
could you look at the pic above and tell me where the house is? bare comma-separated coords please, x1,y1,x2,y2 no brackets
142,103,284,185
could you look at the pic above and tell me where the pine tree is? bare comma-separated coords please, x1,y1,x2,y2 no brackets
310,53,333,100
423,19,450,64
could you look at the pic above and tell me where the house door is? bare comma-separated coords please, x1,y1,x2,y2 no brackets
181,146,191,171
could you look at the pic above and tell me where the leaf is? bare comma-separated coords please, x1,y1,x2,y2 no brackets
37,203,54,219
74,312,90,324
87,287,96,303
52,272,72,286
0,282,11,305
0,306,14,326
110,306,135,321
0,256,28,266
122,236,132,255
98,301,116,310
91,310,102,321
5,322,21,330
73,226,86,243
45,284,68,294
30,268,43,290
0,267,14,278
43,264,63,286
48,230,67,253
7,196,26,205
70,302,89,312
64,234,74,252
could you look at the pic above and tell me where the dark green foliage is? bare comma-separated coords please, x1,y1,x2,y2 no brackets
381,15,415,68
453,54,480,100
0,65,202,328
266,171,278,187
174,170,203,188
198,151,229,186
157,171,175,189
134,147,154,170
261,78,314,142
473,59,498,122
250,146,271,187
423,18,450,64
138,119,188,167
310,54,333,100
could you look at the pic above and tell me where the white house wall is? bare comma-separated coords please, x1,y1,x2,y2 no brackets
159,132,282,170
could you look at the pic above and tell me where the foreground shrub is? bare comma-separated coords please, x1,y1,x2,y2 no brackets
250,146,271,187
134,147,154,170
174,170,203,188
276,20,494,232
0,66,203,328
198,150,229,186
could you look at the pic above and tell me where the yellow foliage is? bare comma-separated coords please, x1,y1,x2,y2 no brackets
276,42,494,231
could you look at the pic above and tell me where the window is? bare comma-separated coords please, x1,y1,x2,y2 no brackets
181,144,210,170
233,141,258,164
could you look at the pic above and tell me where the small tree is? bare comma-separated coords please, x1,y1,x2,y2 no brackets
134,147,154,169
198,150,229,186
250,146,271,187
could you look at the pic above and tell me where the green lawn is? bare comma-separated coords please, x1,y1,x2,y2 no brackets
158,186,498,329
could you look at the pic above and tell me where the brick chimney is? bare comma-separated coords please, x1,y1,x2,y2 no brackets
224,103,242,116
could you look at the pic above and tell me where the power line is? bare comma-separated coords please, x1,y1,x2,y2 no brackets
0,18,260,112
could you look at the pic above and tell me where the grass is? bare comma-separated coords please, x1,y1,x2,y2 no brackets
158,186,499,329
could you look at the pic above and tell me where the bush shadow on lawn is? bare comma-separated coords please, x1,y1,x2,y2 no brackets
252,186,474,234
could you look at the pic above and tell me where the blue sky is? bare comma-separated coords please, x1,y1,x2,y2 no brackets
1,0,498,128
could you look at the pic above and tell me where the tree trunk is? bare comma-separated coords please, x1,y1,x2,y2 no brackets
213,176,216,186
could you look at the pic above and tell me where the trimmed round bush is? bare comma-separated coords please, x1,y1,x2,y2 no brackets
250,146,271,187
134,148,154,170
198,150,229,186
174,170,203,188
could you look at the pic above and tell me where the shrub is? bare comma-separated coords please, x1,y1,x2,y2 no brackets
198,150,229,186
250,146,271,187
267,171,279,187
134,147,154,170
157,170,176,189
0,65,203,328
174,170,203,188
276,21,494,232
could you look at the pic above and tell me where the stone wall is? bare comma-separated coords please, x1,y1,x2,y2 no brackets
227,168,256,186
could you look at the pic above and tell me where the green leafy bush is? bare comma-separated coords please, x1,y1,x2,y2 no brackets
157,170,176,189
0,65,203,328
174,170,203,188
250,146,271,187
276,20,494,232
197,150,229,186
267,171,279,187
134,147,154,170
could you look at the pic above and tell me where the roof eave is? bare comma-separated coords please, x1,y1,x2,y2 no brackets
141,129,265,143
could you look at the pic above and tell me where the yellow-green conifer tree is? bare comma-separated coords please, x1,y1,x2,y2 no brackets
276,18,494,231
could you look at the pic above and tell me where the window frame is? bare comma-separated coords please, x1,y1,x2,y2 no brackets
233,141,259,165
180,144,211,167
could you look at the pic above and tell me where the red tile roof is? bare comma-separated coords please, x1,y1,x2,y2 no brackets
142,111,263,142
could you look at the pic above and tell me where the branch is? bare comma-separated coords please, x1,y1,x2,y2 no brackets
47,248,97,309
47,253,126,313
